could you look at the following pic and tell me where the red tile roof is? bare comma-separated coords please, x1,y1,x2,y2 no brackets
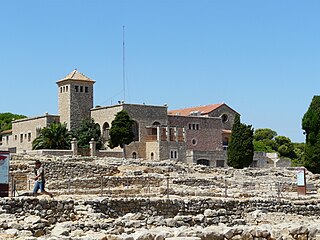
168,103,224,116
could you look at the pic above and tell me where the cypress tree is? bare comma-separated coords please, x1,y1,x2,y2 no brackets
227,114,254,168
302,96,320,173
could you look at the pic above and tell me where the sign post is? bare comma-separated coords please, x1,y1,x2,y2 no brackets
297,167,306,195
0,151,10,197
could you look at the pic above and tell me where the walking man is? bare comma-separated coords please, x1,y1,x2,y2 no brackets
33,160,53,197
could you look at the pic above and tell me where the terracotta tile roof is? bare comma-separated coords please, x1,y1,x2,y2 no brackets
57,69,95,83
168,103,224,116
0,129,12,135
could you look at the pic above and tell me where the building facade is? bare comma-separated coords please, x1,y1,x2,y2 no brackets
1,70,239,166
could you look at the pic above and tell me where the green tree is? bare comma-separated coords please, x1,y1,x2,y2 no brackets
302,96,320,173
292,142,305,166
227,114,254,169
32,122,71,150
72,118,102,149
254,128,277,141
253,128,277,152
108,110,134,158
253,140,274,152
0,113,26,132
274,136,295,159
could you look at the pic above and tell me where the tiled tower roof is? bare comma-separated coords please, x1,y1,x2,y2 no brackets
57,69,95,84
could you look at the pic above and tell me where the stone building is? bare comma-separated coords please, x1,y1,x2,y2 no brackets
1,70,239,166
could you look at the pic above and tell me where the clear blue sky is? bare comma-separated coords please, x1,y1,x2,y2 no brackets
1,1,319,143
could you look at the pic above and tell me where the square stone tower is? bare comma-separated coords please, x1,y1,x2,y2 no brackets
56,69,95,130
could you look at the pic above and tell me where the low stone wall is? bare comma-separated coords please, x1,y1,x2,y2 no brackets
2,197,320,224
26,150,73,156
1,197,320,239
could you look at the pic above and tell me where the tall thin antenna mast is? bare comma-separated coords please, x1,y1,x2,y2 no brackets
122,25,126,102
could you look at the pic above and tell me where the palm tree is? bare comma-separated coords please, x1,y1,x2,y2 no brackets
32,122,72,150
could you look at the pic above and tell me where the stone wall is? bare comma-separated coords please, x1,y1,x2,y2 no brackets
2,197,320,225
169,115,223,152
1,196,320,239
187,150,227,167
206,104,238,130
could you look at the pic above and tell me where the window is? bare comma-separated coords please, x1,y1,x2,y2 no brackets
151,128,157,135
60,87,62,93
223,137,229,150
66,86,68,92
75,86,79,92
132,152,137,159
170,150,178,159
132,121,139,141
14,135,17,141
188,123,199,130
216,160,225,168
28,133,31,142
192,139,197,145
20,134,23,143
151,152,154,160
221,114,228,123
80,86,83,92
85,87,88,93
102,122,110,141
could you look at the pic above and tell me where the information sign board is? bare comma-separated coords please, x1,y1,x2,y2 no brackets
0,151,10,197
297,168,306,186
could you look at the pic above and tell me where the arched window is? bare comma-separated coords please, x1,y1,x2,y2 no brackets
102,122,110,141
150,152,154,160
132,152,137,159
152,121,161,126
132,121,139,141
197,159,210,166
